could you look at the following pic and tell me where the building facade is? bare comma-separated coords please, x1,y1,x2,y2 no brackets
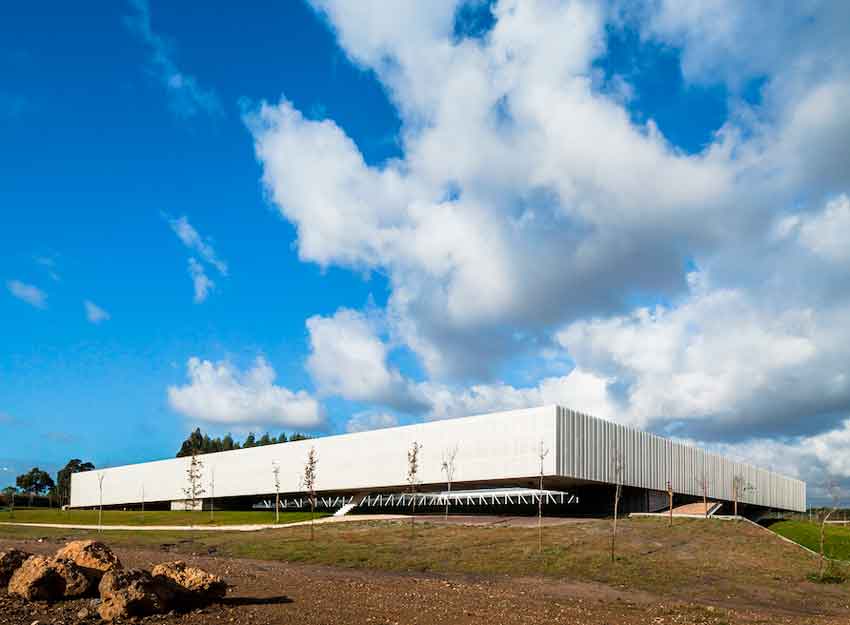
70,405,806,512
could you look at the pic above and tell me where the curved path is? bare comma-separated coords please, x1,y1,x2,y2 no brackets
0,513,406,532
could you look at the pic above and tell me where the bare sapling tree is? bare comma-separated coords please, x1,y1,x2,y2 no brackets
666,480,673,527
140,483,145,524
301,446,318,541
732,474,743,520
182,447,206,524
538,441,549,553
819,481,842,580
97,472,105,533
698,471,709,518
610,449,624,563
407,441,422,539
440,445,458,521
272,461,281,524
731,474,754,521
6,488,14,519
209,467,216,522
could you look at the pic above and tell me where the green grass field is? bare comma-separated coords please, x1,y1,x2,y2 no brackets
0,507,326,527
770,520,850,561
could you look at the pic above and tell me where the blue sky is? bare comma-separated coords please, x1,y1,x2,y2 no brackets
3,1,849,501
2,0,399,472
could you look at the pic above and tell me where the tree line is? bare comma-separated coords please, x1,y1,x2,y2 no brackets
0,428,313,508
1,458,96,508
175,428,311,457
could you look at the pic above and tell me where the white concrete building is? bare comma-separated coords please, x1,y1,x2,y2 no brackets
70,406,806,513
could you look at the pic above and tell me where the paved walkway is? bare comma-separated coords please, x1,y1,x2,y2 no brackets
0,514,407,532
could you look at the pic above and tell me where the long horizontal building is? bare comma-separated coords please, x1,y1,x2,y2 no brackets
70,406,806,513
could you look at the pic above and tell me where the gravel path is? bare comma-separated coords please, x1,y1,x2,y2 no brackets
0,514,406,532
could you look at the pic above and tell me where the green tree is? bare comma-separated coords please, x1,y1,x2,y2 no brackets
175,428,307,457
56,459,95,507
1,486,16,506
177,428,205,457
16,467,55,505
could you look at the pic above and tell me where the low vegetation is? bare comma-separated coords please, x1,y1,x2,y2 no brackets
771,520,850,561
1,517,848,615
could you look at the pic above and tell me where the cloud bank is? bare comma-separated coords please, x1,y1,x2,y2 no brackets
241,0,850,499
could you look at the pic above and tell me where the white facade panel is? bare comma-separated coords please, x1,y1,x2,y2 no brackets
554,407,806,512
71,405,805,512
71,406,556,508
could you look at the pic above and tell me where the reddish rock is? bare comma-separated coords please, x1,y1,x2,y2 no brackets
8,555,93,600
55,540,121,581
0,549,32,586
151,561,227,602
97,568,175,621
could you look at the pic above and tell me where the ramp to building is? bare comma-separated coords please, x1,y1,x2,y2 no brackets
668,501,723,516
333,492,370,516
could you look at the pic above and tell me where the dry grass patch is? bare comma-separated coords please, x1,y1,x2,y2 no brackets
1,517,848,617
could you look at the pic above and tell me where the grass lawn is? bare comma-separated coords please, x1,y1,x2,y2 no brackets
1,516,848,613
0,507,326,527
770,519,850,561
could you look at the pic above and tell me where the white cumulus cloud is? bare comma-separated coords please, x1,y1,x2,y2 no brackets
345,411,399,433
419,368,617,423
245,1,850,500
779,194,850,263
306,308,425,412
305,306,617,423
558,271,849,439
168,356,324,428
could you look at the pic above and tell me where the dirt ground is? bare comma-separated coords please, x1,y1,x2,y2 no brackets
1,533,849,625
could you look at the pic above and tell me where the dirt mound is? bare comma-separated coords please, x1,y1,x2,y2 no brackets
55,539,121,581
8,555,93,601
152,560,227,601
98,562,226,620
0,549,32,586
98,568,175,621
3,541,228,621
